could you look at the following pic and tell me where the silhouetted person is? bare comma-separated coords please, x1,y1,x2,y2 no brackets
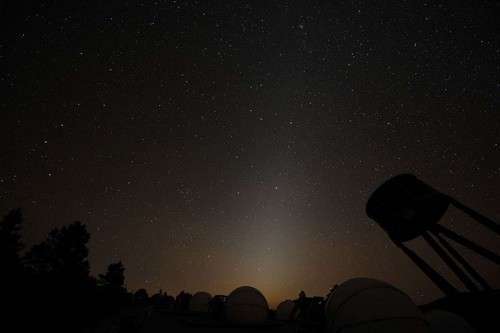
292,290,308,322
175,290,192,312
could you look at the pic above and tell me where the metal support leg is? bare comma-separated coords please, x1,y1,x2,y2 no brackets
433,224,500,265
396,241,458,296
422,232,479,292
449,197,500,236
431,230,491,291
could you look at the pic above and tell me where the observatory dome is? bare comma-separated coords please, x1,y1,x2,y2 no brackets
226,286,269,324
276,300,296,321
189,291,212,313
424,310,475,333
325,278,429,333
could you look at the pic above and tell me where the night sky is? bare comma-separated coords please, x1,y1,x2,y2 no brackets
1,1,499,307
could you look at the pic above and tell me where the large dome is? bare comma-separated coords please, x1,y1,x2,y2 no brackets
189,291,212,313
276,300,296,321
325,278,429,332
226,286,269,324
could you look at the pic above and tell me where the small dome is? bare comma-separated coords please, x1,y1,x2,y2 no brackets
425,310,475,333
226,286,269,324
276,300,296,321
325,278,429,332
189,291,212,313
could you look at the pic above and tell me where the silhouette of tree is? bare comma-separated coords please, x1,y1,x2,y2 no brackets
96,261,130,318
99,261,126,289
0,208,23,272
24,221,90,280
22,221,93,331
0,209,134,332
1,209,25,330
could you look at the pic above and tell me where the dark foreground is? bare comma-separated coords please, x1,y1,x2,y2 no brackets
91,309,300,333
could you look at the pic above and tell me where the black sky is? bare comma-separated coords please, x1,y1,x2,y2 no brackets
1,1,499,306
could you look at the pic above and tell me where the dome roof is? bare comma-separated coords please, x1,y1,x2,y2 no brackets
325,278,429,332
276,300,296,321
189,291,212,313
424,310,475,333
226,286,269,324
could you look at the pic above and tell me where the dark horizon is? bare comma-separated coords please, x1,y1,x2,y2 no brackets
2,1,499,308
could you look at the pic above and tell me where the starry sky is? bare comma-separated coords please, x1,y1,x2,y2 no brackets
1,1,499,307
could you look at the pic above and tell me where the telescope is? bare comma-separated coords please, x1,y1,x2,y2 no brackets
367,174,499,295
366,174,500,331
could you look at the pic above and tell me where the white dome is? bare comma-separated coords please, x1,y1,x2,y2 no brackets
276,300,296,321
325,278,429,333
226,286,269,324
425,310,475,333
189,291,212,313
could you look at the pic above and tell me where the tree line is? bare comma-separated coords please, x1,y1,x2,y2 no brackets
1,208,135,332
